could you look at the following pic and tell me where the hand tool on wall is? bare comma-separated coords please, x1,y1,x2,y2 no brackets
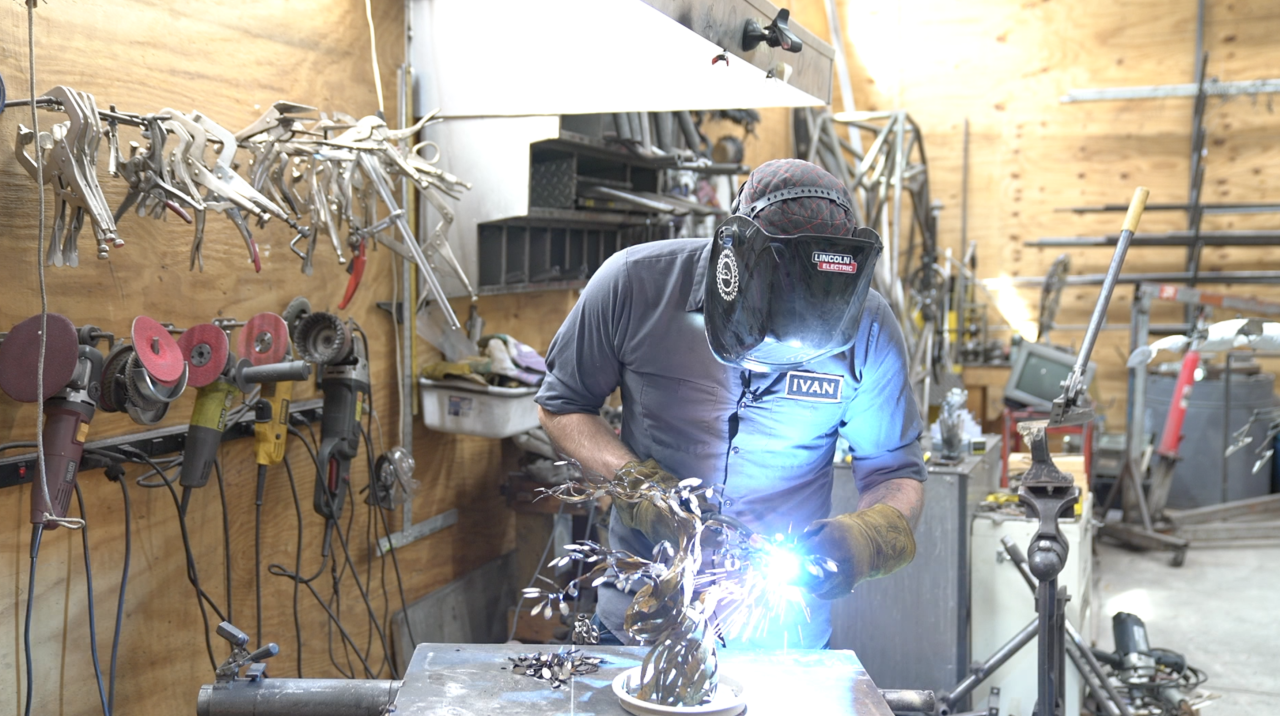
0,314,109,527
97,316,190,426
233,311,311,646
14,86,122,264
177,323,235,495
108,112,198,224
293,310,369,538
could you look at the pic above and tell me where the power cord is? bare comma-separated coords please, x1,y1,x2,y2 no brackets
359,423,417,648
269,429,377,679
213,458,234,625
119,447,225,670
73,483,111,716
23,523,43,716
104,463,131,715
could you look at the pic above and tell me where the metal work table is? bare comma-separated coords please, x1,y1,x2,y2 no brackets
393,643,892,716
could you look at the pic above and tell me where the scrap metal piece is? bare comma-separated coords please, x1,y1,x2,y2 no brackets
506,649,604,691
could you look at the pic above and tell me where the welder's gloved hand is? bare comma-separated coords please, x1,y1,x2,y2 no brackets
612,459,716,549
799,503,917,600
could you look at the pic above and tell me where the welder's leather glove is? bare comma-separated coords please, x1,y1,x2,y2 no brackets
799,504,917,600
612,459,713,549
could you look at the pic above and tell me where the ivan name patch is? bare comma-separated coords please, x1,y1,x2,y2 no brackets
784,371,844,402
813,251,857,274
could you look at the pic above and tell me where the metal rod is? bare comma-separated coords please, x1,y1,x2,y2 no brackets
1028,231,1280,247
998,269,1280,286
1056,202,1280,214
961,118,970,275
944,617,1040,708
1223,352,1232,505
1072,188,1149,390
1060,77,1280,103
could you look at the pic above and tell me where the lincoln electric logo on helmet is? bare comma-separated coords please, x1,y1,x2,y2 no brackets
813,251,857,274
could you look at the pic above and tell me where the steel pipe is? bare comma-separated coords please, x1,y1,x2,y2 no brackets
196,678,399,716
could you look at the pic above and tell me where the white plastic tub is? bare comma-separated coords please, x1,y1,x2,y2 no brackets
419,377,541,439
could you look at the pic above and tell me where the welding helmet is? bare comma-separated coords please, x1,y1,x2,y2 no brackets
704,159,882,372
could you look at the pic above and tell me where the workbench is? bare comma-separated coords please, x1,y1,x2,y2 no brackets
393,643,892,715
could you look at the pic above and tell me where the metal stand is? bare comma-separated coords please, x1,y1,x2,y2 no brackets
1104,281,1280,561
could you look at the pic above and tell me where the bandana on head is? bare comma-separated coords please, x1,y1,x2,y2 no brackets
734,158,856,237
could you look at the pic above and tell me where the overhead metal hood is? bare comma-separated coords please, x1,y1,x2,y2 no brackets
410,0,835,117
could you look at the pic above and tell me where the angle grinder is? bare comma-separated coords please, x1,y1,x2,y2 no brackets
0,313,106,527
98,316,190,426
176,314,311,493
293,310,368,529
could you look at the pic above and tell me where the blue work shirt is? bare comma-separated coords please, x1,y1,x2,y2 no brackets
536,238,925,649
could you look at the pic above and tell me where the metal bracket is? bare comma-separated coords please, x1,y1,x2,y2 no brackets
377,507,458,555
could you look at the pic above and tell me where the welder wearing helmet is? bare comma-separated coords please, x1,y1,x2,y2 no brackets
536,158,924,649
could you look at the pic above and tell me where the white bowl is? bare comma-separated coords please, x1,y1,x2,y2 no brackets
611,667,746,716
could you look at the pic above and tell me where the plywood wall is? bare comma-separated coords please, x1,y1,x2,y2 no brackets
700,0,1280,429
0,3,584,715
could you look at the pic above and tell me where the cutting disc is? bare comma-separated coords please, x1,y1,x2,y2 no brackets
132,316,186,386
239,312,289,366
0,313,79,403
178,323,230,388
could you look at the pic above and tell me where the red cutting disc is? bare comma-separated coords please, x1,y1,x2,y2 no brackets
0,313,79,403
131,315,186,386
177,323,230,388
238,312,289,366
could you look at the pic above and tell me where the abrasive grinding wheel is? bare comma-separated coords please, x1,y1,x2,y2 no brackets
178,323,230,388
238,312,290,367
131,316,186,386
0,313,79,403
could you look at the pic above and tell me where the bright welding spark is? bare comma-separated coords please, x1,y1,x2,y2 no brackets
760,544,802,585
698,534,818,644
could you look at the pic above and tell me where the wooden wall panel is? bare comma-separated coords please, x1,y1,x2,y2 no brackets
0,3,580,716
819,0,1280,427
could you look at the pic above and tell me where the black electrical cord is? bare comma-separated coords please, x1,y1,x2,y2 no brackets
269,432,376,679
359,423,417,648
107,468,131,715
311,428,391,679
321,434,395,678
73,483,111,716
23,524,44,716
119,447,223,670
213,457,234,625
280,457,305,677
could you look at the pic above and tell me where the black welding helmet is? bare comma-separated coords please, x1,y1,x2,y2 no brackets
704,160,882,371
